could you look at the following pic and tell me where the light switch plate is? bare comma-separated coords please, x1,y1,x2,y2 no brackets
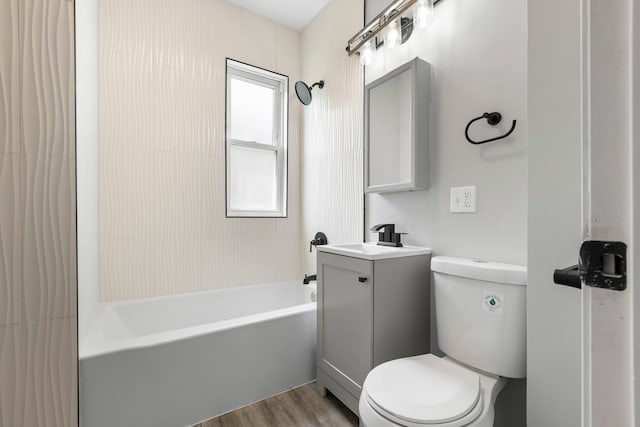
450,186,477,213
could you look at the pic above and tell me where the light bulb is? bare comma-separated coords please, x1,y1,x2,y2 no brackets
359,41,375,66
385,19,400,49
414,0,433,29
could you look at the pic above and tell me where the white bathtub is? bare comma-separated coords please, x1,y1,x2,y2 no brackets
80,280,317,427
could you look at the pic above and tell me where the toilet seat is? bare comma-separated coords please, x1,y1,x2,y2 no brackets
362,354,483,426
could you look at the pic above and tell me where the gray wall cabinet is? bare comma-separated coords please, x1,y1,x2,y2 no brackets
316,251,431,415
365,57,431,193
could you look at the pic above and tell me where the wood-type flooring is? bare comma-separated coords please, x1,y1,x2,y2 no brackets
194,382,359,427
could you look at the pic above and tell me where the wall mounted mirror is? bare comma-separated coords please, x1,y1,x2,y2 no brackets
365,57,430,193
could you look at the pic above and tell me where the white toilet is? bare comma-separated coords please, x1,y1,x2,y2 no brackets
359,256,527,427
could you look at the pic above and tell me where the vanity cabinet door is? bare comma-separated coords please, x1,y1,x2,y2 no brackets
317,252,373,397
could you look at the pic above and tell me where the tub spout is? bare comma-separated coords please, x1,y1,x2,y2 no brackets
303,274,316,285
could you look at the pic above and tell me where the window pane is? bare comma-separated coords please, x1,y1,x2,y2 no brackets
229,145,278,212
229,77,275,145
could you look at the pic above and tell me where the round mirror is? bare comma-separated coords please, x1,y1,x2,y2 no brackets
295,81,312,105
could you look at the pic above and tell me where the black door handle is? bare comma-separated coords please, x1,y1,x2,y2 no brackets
358,276,368,283
580,241,626,291
553,265,582,289
553,241,627,291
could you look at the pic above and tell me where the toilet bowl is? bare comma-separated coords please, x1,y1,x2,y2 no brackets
359,355,506,427
358,257,526,427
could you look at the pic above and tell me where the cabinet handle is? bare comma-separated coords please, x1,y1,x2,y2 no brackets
358,276,368,283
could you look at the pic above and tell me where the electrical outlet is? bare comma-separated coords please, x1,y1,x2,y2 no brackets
450,186,477,213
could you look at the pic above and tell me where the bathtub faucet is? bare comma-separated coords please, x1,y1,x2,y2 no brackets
303,274,316,285
309,232,328,252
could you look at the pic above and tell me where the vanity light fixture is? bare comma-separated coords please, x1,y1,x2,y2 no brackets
360,41,375,66
346,0,437,60
414,0,434,29
385,19,401,49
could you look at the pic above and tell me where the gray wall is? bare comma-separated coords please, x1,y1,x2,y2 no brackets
363,0,526,265
363,0,527,425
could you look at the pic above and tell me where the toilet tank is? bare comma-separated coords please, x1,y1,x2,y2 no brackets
431,256,527,379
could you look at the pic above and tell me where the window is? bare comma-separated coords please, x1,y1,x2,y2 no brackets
225,59,288,217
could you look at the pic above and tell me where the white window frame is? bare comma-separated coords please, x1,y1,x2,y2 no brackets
225,59,288,218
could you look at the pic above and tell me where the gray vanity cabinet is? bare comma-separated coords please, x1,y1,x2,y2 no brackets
316,251,431,415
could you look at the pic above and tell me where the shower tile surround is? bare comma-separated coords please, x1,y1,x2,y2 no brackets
0,0,77,425
99,0,308,300
301,0,365,273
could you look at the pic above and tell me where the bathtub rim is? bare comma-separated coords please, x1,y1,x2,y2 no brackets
94,279,312,308
81,280,316,361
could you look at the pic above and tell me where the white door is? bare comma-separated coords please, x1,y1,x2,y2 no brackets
528,0,583,423
528,1,636,426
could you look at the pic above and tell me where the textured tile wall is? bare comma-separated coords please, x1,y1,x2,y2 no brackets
301,0,364,273
0,0,78,425
99,0,303,301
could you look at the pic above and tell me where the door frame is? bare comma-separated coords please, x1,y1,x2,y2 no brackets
634,2,640,423
581,0,636,425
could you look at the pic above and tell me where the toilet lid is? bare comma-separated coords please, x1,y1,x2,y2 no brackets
364,354,481,425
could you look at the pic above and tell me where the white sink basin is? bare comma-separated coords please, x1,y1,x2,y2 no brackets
316,242,431,260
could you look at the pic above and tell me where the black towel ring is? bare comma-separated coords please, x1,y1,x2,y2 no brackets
465,112,517,145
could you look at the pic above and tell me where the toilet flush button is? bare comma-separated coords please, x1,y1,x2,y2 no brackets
483,292,503,314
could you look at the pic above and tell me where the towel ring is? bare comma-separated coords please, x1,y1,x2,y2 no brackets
465,112,516,145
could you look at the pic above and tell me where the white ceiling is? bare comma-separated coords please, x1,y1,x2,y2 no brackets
224,0,331,31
